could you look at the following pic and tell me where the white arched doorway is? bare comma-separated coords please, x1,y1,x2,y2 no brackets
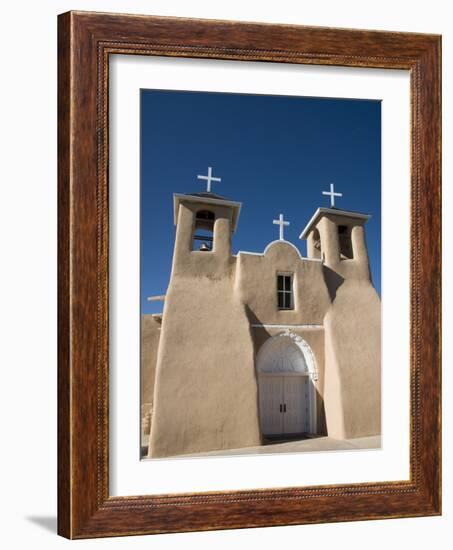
256,331,317,437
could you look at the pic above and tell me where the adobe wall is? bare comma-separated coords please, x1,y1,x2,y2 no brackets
236,241,331,437
149,276,260,457
148,201,260,458
140,315,161,447
323,279,381,439
306,212,381,439
235,240,332,325
146,205,380,456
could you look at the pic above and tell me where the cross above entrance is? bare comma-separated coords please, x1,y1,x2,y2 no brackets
322,182,343,208
197,166,221,193
273,213,290,241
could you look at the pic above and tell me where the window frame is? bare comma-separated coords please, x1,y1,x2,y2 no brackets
276,272,294,310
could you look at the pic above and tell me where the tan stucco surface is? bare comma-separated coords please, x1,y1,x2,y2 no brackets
143,196,381,458
307,211,381,439
323,280,381,438
149,276,261,457
236,241,331,325
148,200,261,458
140,315,161,446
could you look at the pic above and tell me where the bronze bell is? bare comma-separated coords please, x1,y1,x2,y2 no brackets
199,242,210,251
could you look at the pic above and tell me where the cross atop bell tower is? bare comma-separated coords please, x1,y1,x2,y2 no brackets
197,166,221,193
322,183,343,208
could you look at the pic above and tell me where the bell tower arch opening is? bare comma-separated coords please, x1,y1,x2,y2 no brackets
192,209,215,251
338,224,353,259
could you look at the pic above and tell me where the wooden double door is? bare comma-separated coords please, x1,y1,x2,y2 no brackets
259,375,310,436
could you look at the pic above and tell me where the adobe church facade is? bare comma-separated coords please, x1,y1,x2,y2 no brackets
141,169,381,458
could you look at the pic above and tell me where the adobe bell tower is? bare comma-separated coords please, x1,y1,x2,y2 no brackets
299,183,381,441
171,166,242,279
149,167,260,458
300,182,372,283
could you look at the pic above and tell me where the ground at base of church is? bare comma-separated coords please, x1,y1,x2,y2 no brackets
142,435,381,460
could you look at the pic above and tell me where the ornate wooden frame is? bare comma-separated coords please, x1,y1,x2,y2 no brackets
58,11,441,539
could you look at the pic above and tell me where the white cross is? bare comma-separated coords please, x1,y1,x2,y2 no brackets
322,182,343,208
197,166,221,193
273,213,290,241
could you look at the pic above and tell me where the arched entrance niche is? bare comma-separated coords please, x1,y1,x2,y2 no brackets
256,330,317,437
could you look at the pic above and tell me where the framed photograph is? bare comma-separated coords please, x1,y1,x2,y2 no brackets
58,11,441,538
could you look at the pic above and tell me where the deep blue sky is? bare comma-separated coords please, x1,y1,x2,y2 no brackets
141,90,381,314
